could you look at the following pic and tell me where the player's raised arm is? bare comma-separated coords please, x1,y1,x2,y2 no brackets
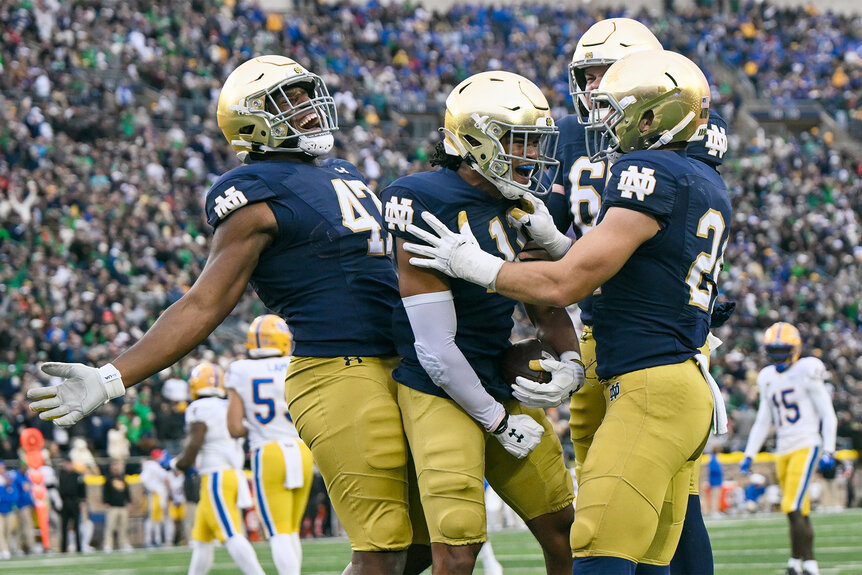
29,201,278,427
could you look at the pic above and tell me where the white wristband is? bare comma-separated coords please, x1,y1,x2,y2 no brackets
546,234,573,260
99,363,126,400
470,251,505,291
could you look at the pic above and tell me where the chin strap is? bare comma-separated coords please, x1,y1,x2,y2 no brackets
647,112,695,150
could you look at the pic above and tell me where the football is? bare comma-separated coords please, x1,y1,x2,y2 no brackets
499,338,559,387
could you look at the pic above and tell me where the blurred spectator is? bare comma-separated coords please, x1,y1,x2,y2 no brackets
101,460,132,553
707,448,724,516
10,462,34,555
107,422,130,464
57,458,84,553
0,462,13,560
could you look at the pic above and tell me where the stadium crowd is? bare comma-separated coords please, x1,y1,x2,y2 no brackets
1,0,861,529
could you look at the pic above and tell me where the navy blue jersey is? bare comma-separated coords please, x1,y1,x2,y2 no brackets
687,111,728,170
205,158,399,357
381,168,523,401
591,150,732,379
544,115,609,325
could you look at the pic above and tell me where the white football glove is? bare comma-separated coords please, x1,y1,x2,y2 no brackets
492,412,545,459
404,211,504,290
512,351,585,408
29,363,126,427
507,192,572,260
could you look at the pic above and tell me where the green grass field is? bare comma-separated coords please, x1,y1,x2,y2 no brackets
3,509,861,574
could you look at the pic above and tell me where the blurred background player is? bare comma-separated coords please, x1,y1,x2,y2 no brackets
226,315,313,575
740,322,838,575
167,465,189,546
140,448,170,548
171,361,264,575
384,71,578,574
28,54,429,575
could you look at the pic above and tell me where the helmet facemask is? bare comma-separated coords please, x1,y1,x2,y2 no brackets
584,51,710,163
232,72,338,157
445,113,559,200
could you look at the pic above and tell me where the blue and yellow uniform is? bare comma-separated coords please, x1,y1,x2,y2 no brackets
570,149,731,564
383,168,574,546
205,159,425,552
546,114,609,483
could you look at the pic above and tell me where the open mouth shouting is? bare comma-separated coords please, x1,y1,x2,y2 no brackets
295,111,321,133
513,163,536,184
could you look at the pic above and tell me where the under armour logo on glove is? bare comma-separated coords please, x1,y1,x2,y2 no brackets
493,412,543,459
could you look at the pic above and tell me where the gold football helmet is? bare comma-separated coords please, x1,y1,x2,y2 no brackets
585,50,710,162
246,314,292,358
217,55,337,160
442,71,559,200
763,322,802,366
570,18,663,117
188,362,226,401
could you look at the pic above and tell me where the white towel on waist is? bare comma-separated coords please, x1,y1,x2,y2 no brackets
235,469,253,509
279,439,305,489
694,353,728,435
706,332,723,353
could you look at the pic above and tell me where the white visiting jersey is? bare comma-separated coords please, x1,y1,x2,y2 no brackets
224,357,299,451
744,357,838,457
140,459,169,498
185,396,245,475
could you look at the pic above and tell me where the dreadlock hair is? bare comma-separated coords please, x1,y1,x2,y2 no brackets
429,140,463,170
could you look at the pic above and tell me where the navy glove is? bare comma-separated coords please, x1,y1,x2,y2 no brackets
818,453,836,474
710,301,736,328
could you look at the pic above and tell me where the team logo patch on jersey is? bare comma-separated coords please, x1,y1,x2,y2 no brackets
705,124,728,159
384,196,415,231
609,381,620,402
333,166,350,174
213,186,249,219
617,166,656,202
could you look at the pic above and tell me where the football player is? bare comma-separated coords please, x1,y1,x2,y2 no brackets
740,322,838,575
525,19,730,574
171,362,264,575
28,55,429,574
670,109,732,575
382,70,580,575
225,314,313,575
140,448,170,548
404,51,730,574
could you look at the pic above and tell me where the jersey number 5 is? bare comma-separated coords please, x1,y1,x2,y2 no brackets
332,179,393,256
685,209,727,311
252,378,292,425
